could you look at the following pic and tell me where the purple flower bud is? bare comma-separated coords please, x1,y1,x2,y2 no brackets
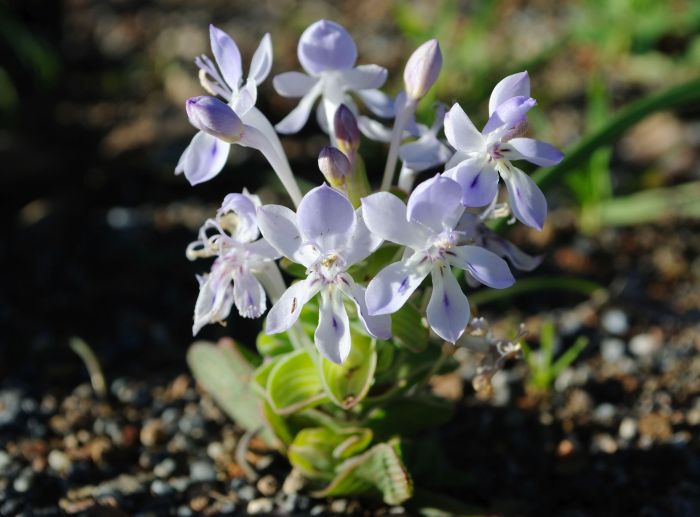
334,104,360,155
186,96,244,142
403,39,442,101
318,146,351,188
298,20,357,75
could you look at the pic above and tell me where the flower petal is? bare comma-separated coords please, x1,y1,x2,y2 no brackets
489,71,530,116
192,262,234,335
483,234,543,271
265,275,321,334
247,238,281,260
298,20,357,75
218,192,259,242
449,245,515,288
209,25,242,90
273,71,319,97
502,166,547,230
230,79,257,117
399,134,452,173
443,157,499,207
483,96,537,135
338,274,391,340
314,288,351,364
427,264,470,343
275,84,322,134
444,103,484,153
232,270,266,318
342,208,383,266
366,257,431,315
180,131,230,186
406,175,464,233
297,184,356,252
357,115,392,142
256,204,315,266
249,33,273,85
361,192,430,249
502,137,564,167
338,64,388,91
354,88,395,118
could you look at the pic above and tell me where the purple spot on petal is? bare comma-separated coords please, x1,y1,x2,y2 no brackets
398,277,409,294
443,293,450,307
210,143,219,157
470,173,480,188
516,188,522,199
332,317,338,331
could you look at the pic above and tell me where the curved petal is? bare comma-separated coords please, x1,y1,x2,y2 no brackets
297,184,356,252
180,131,230,186
502,166,547,230
247,238,281,261
489,71,530,116
273,71,318,97
218,192,259,242
342,208,383,266
357,115,392,142
361,193,430,249
192,263,234,335
444,103,484,154
232,270,267,318
315,288,351,364
443,157,499,207
483,96,537,135
365,257,431,316
209,25,242,90
338,274,391,340
355,88,395,118
427,264,470,343
399,134,452,173
298,20,357,75
338,64,388,91
502,137,563,167
449,245,515,288
275,84,322,134
256,204,315,267
249,33,273,85
483,234,543,272
230,79,257,117
406,175,464,233
265,275,321,334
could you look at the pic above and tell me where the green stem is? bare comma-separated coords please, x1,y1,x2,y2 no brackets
469,276,604,306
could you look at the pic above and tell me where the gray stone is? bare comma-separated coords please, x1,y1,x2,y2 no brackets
247,498,274,514
154,457,176,478
189,460,216,482
601,338,625,363
601,309,629,335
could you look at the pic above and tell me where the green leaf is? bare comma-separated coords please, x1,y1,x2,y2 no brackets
468,276,605,306
320,333,377,409
390,302,429,352
267,350,327,415
314,439,413,505
279,257,308,278
288,427,341,481
367,394,455,441
256,331,293,357
187,340,276,446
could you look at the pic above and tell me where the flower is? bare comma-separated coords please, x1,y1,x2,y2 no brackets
362,175,515,343
187,191,283,335
442,72,563,230
403,39,442,101
272,20,393,141
257,185,391,364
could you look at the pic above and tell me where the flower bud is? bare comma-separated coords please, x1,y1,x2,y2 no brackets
403,39,442,101
186,96,244,142
334,104,360,156
298,20,357,75
318,146,351,189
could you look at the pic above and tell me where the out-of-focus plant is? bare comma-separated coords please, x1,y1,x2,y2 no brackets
521,320,589,393
176,19,564,507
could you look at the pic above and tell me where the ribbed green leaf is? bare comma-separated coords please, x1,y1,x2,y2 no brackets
390,302,429,352
321,333,376,409
267,350,326,415
256,331,293,357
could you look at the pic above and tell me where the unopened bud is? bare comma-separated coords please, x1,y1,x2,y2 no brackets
318,146,351,189
403,39,442,101
334,104,360,156
186,96,244,142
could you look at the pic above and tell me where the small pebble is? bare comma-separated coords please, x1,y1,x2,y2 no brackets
237,484,256,501
140,419,165,447
619,417,637,440
189,460,216,482
154,457,176,478
331,499,348,513
13,473,32,493
151,479,173,496
601,338,625,363
0,451,11,471
48,450,72,474
310,504,326,515
256,474,278,496
629,333,661,357
593,403,617,426
601,309,629,335
247,498,274,514
206,442,226,462
592,433,618,454
282,468,305,495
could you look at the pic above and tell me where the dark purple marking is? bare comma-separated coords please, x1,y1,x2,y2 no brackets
470,173,480,188
210,143,219,157
332,317,339,331
516,188,522,200
443,293,450,307
397,277,409,294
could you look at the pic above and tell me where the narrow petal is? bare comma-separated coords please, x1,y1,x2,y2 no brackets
272,71,318,97
338,274,392,340
489,71,530,116
449,245,515,288
249,33,273,85
298,20,357,75
406,175,464,233
341,208,383,267
361,193,430,249
229,79,257,117
192,263,234,335
315,288,351,364
354,89,395,118
232,270,267,318
265,276,321,334
275,85,322,134
337,64,388,91
209,25,242,90
357,116,392,142
502,137,564,167
297,184,356,252
247,238,281,260
483,234,543,271
444,103,484,153
483,96,537,135
218,192,259,242
442,158,499,207
427,264,470,343
502,166,547,230
256,204,315,266
182,132,230,186
399,134,452,173
366,257,431,315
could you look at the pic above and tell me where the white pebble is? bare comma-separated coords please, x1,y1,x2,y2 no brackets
601,309,628,335
629,333,661,357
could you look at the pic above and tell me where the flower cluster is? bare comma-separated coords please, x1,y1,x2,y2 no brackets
180,20,562,364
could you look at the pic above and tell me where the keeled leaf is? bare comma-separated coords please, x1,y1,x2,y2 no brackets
321,333,377,409
267,349,327,415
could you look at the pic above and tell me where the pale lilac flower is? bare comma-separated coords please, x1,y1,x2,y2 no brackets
443,72,563,230
187,191,283,335
257,185,391,364
363,175,515,343
176,26,302,205
272,20,393,142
